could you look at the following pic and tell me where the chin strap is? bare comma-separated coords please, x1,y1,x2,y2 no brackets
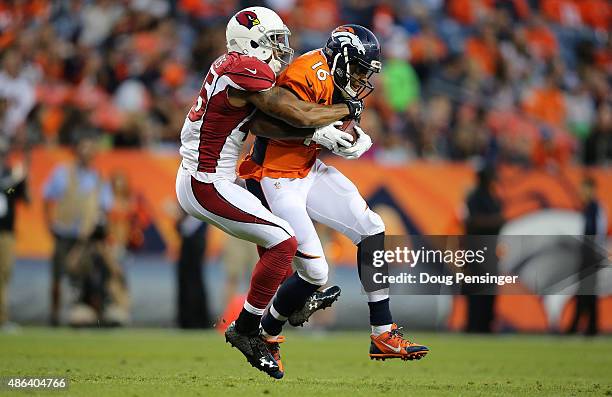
268,57,282,74
330,52,341,77
341,47,358,97
330,47,358,98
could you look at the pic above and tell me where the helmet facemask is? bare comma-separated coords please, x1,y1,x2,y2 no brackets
258,29,293,73
330,47,381,100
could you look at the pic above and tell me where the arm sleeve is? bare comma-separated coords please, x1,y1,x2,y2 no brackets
224,56,276,92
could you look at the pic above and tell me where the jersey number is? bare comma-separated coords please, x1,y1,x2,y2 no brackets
311,61,329,81
188,73,215,122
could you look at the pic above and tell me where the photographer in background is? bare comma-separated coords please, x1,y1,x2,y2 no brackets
43,136,114,326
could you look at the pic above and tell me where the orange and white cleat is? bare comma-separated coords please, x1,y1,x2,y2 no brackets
369,324,429,361
264,335,286,374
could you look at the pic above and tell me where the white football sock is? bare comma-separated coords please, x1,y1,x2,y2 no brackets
261,328,280,340
244,300,265,315
366,288,389,303
270,304,288,321
371,324,393,336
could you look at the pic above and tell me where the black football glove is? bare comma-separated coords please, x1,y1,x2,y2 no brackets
344,98,364,120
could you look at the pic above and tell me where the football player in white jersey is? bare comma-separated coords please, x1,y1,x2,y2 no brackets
176,7,362,378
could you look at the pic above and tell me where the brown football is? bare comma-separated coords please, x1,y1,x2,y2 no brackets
339,119,358,144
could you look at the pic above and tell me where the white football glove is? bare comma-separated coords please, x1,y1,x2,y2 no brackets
333,125,372,159
311,121,354,151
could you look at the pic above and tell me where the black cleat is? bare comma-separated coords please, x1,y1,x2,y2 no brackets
225,322,284,379
288,285,341,327
264,335,285,377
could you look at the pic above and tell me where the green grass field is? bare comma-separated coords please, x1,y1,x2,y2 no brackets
0,328,611,396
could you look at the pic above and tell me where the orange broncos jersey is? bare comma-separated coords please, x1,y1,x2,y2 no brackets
238,49,335,180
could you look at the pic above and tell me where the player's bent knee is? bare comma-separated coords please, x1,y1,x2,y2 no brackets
362,209,385,237
283,236,298,255
297,267,328,286
272,236,298,257
351,210,386,244
296,262,329,285
262,236,298,275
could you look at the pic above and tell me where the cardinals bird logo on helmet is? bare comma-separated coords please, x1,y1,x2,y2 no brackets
236,10,260,29
227,7,294,73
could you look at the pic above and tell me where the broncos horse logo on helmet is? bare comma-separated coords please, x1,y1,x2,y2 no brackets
331,28,366,55
236,10,261,29
324,24,381,100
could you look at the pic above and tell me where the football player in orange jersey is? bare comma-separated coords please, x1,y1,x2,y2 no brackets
238,25,429,368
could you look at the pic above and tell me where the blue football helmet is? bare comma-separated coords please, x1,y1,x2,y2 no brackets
324,24,382,100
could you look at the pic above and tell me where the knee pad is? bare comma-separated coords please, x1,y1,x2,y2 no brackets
294,257,329,286
367,210,385,234
355,210,385,244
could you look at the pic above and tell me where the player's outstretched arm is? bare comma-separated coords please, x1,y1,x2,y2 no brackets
249,111,314,138
230,86,356,128
250,112,353,150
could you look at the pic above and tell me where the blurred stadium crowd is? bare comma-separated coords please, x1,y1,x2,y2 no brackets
0,0,611,166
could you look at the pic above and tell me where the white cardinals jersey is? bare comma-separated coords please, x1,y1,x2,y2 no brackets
179,52,275,183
